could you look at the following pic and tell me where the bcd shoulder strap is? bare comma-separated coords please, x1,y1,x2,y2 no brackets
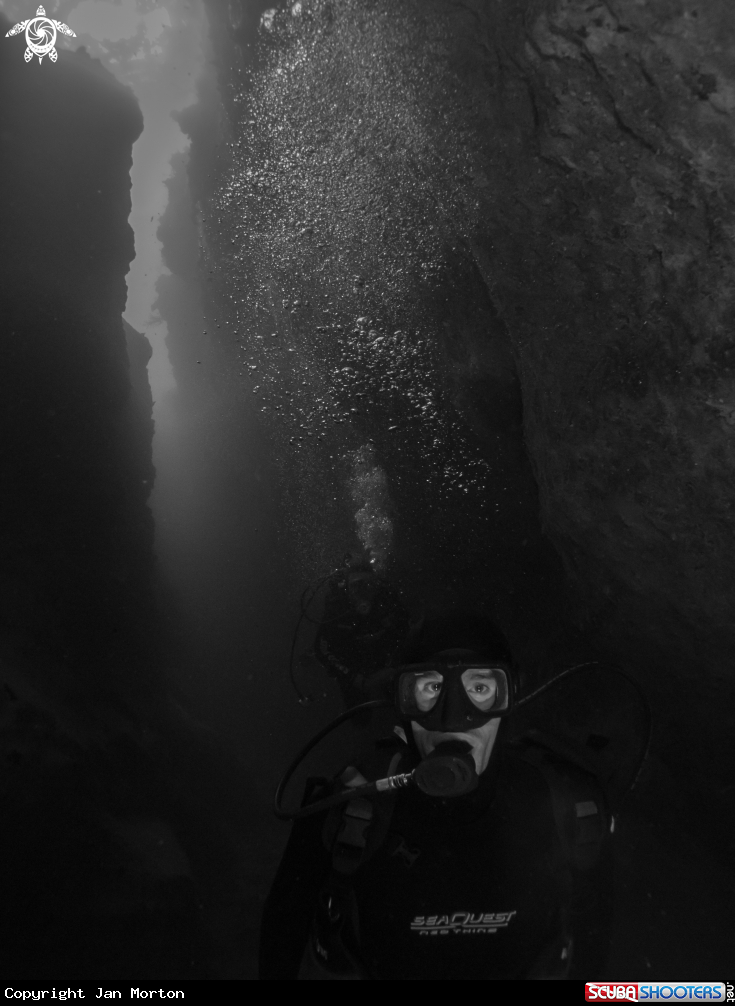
516,734,610,872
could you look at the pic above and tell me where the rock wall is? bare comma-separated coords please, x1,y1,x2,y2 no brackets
469,0,735,686
0,28,263,978
0,27,157,697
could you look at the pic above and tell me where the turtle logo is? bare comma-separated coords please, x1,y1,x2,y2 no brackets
5,5,76,64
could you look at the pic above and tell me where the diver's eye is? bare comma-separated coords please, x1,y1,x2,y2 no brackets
462,675,498,710
413,676,443,712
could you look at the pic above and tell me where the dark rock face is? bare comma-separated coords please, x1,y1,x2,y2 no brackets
479,0,735,686
0,27,156,691
0,23,224,979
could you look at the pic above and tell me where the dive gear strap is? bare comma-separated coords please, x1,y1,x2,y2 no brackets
300,881,368,979
301,745,403,979
515,733,609,872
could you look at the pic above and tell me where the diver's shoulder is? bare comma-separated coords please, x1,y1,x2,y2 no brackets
507,729,602,778
502,736,604,801
500,742,556,797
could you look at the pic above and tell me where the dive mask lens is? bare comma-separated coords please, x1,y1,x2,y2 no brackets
397,667,437,718
396,664,511,726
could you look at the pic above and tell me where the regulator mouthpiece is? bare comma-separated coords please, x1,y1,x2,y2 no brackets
413,740,478,798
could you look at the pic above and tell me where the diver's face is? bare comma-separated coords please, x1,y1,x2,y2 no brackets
348,576,376,616
411,717,501,775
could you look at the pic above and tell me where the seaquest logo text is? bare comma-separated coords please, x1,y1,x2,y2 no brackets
411,910,516,935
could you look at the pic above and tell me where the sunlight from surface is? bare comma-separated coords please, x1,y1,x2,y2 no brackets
0,0,207,402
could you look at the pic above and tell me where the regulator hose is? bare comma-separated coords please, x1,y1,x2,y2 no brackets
276,661,652,820
516,660,652,796
274,699,393,820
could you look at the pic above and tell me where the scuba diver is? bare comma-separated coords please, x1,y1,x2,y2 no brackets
260,612,647,980
308,552,412,709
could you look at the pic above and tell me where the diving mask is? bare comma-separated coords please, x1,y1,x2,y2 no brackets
396,659,512,732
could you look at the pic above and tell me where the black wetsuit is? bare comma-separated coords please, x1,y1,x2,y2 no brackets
313,580,410,706
260,735,613,980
